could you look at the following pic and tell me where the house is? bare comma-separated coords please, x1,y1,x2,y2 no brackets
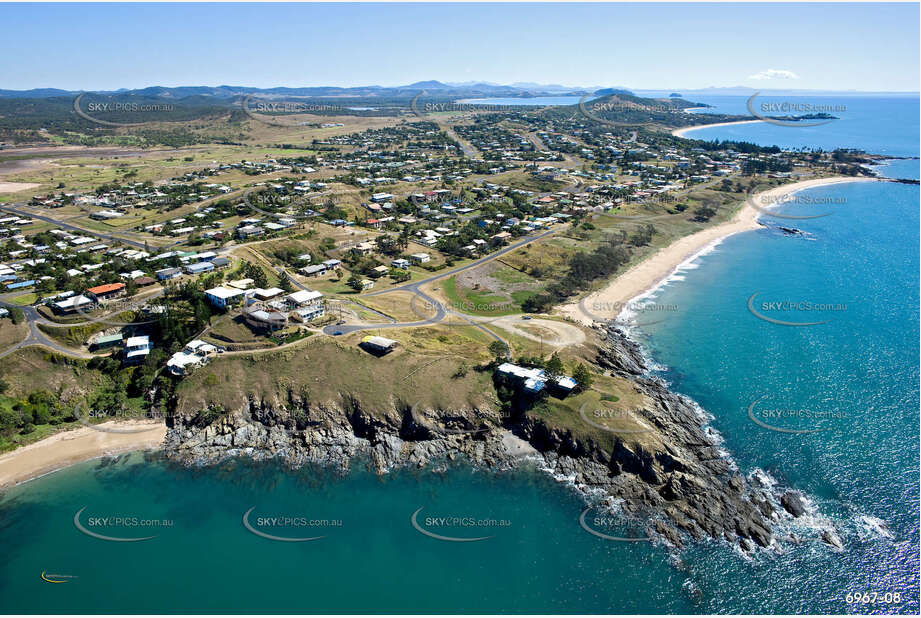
290,304,325,322
495,362,578,395
86,282,126,301
155,267,182,281
90,210,123,220
371,265,390,277
300,264,328,277
193,251,217,262
360,279,374,290
360,335,397,354
242,307,287,332
391,258,410,269
351,242,375,256
409,253,430,264
124,335,152,365
185,261,214,275
370,192,393,203
496,362,547,394
286,289,324,308
91,333,123,351
322,259,342,269
6,280,35,291
166,339,217,376
205,286,246,309
236,225,265,239
134,276,157,287
211,256,231,269
252,287,284,301
53,294,93,314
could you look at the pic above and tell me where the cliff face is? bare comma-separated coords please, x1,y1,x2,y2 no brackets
163,325,823,552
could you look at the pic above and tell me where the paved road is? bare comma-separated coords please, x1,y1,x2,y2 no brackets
0,287,165,359
367,227,559,299
318,227,558,336
0,203,151,250
314,228,561,345
0,303,94,359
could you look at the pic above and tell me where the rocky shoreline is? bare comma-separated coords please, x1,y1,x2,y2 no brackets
163,323,840,553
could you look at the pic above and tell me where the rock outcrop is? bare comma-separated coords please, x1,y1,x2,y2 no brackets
163,323,837,553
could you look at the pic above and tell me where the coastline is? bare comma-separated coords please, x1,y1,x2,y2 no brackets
0,420,166,489
559,176,879,326
672,119,763,138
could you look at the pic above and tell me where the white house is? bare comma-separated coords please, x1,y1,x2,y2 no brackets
205,286,246,309
124,336,152,365
286,289,324,308
409,253,431,264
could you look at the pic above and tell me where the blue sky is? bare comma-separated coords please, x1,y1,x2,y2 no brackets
2,2,918,92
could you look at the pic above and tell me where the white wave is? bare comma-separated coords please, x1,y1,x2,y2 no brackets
857,515,894,539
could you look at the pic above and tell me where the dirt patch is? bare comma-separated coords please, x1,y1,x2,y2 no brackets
0,181,41,193
490,316,587,349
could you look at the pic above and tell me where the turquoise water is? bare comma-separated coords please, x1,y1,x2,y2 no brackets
0,456,698,614
629,179,920,613
677,94,920,157
1,96,918,613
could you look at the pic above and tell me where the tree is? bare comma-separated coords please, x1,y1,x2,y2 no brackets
693,205,717,222
8,307,24,325
346,273,364,292
242,261,268,288
488,340,508,363
572,364,593,392
545,353,564,379
629,224,655,247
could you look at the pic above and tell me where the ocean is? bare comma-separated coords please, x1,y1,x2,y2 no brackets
0,95,918,614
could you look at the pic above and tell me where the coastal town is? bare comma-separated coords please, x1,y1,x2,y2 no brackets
0,0,917,614
0,83,891,556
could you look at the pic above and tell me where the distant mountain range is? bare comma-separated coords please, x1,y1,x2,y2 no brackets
0,81,912,100
0,81,594,100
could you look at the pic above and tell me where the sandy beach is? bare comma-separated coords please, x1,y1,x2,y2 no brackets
0,420,166,489
559,176,878,325
672,119,763,138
